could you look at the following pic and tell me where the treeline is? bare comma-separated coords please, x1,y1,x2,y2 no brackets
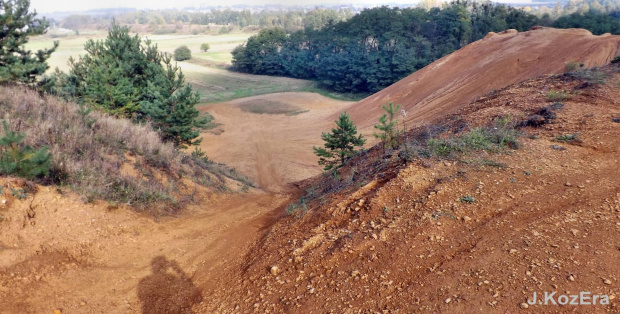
59,8,353,33
231,1,620,94
231,1,540,94
553,9,620,34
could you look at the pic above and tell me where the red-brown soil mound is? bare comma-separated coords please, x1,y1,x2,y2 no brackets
348,28,620,133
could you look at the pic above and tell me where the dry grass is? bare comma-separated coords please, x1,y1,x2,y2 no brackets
0,85,252,212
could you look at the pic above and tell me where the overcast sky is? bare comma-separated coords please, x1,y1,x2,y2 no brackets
30,0,421,13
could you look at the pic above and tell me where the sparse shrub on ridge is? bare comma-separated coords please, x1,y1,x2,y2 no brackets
374,103,402,150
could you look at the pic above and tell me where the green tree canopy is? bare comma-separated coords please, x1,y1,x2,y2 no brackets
0,0,58,84
200,43,210,52
174,45,191,61
46,21,209,147
313,112,366,171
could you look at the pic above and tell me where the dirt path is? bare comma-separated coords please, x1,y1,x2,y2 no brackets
0,180,291,313
1,91,351,313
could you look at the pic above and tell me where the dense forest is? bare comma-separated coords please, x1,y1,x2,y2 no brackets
231,1,620,94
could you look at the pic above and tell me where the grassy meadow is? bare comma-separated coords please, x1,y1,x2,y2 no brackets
27,27,364,104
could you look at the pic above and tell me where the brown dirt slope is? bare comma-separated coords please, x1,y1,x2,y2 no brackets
202,69,620,313
348,27,620,133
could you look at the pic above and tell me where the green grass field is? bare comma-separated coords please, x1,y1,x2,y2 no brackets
27,28,365,104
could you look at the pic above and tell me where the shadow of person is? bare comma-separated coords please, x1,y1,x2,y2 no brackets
137,256,203,314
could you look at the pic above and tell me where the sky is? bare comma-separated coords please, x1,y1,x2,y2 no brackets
30,0,421,13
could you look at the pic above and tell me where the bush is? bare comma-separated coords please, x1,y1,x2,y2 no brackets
546,90,570,101
200,43,210,52
174,45,192,61
0,121,51,180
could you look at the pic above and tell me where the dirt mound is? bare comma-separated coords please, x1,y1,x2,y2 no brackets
201,69,620,312
348,27,620,134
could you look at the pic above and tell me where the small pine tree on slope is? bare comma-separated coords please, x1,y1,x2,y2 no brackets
313,112,365,171
0,121,50,179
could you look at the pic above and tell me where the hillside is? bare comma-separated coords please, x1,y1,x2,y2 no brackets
348,27,620,135
2,27,620,313
199,67,620,312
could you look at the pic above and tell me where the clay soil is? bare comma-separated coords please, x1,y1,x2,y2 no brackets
1,28,619,313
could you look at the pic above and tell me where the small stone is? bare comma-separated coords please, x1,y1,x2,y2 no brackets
570,229,579,236
568,275,575,282
35,275,41,281
444,298,451,304
270,266,279,276
520,302,529,309
351,270,360,277
308,287,315,294
509,249,518,254
565,182,572,187
80,301,86,306
53,310,62,314
462,216,472,222
603,279,612,285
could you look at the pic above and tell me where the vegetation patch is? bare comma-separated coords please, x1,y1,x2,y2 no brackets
546,90,570,101
238,99,308,116
289,116,522,216
0,86,252,212
554,133,582,144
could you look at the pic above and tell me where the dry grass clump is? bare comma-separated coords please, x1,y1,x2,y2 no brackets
0,86,252,211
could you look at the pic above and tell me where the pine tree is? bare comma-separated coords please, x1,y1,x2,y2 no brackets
141,54,210,148
68,21,158,117
0,121,51,179
313,112,365,171
61,21,209,147
0,0,58,84
374,102,401,150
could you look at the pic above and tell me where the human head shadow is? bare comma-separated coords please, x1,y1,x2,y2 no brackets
137,256,203,314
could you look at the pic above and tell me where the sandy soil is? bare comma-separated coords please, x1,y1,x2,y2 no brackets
2,27,619,313
198,92,354,192
203,70,620,313
0,184,289,313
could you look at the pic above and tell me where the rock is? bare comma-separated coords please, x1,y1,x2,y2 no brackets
351,270,360,277
568,275,575,282
565,182,572,187
520,302,529,309
603,279,612,285
444,297,451,304
270,266,279,276
53,310,62,314
509,249,518,254
308,287,315,294
371,233,378,240
80,301,86,306
570,229,579,236
462,216,472,222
